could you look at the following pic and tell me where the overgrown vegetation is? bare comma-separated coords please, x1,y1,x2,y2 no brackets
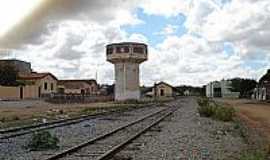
239,150,267,160
228,78,257,98
27,131,59,151
0,65,22,86
197,97,235,121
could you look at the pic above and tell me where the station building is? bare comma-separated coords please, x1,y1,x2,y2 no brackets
143,82,177,98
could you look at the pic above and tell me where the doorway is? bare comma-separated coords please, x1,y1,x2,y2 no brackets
20,87,23,99
160,89,164,96
38,86,41,98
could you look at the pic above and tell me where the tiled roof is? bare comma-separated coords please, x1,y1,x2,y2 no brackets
58,80,97,89
18,72,57,80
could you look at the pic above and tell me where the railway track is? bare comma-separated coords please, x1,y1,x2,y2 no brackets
0,104,154,140
44,105,178,160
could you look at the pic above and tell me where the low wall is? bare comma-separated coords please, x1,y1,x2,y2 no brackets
0,85,20,100
45,94,114,104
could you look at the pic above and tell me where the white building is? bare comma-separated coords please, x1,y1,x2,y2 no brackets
206,80,240,98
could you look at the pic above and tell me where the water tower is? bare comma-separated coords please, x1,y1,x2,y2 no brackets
106,42,148,100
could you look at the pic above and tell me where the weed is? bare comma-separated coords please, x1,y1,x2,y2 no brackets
234,122,241,130
197,97,235,121
198,103,216,117
239,150,267,160
27,131,59,151
11,116,20,121
213,104,235,121
197,97,210,107
0,117,6,122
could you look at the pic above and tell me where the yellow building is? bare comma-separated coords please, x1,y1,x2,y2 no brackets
144,82,176,97
0,72,58,100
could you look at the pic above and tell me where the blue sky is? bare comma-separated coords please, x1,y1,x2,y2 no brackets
123,8,187,46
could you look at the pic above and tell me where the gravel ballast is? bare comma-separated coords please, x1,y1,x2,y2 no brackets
114,97,249,160
0,104,166,160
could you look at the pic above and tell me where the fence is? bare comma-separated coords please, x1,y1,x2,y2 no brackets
45,94,114,104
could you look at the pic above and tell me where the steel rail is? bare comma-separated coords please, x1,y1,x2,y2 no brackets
96,107,177,160
44,107,170,160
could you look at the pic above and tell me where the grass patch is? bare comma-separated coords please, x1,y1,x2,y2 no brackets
197,97,235,121
240,150,267,160
27,131,59,151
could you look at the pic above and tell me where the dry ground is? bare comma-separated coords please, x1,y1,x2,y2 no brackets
0,100,158,128
216,98,270,149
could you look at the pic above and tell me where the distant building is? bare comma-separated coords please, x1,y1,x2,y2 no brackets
184,90,190,96
57,80,98,95
143,82,178,98
253,69,270,100
0,59,32,74
99,84,114,96
0,72,58,100
206,80,240,98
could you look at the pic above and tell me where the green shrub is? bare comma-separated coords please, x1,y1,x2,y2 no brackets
240,150,267,160
213,105,235,121
27,131,59,151
198,103,217,117
197,97,210,107
197,98,235,121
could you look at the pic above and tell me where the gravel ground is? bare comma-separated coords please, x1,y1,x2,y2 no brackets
0,104,167,160
0,100,51,108
114,97,249,160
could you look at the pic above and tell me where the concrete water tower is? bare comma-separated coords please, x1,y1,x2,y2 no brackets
106,42,148,101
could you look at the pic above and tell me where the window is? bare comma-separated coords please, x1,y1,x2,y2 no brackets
51,83,54,91
107,47,113,55
44,82,47,90
91,86,94,92
124,46,129,53
116,46,129,53
133,47,144,54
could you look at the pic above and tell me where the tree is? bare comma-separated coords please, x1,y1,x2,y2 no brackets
259,69,270,84
229,78,257,98
0,65,19,86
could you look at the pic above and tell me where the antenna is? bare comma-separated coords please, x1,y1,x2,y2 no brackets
95,69,98,83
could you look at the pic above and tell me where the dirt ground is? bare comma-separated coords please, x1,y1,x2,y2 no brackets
0,100,152,128
216,98,270,147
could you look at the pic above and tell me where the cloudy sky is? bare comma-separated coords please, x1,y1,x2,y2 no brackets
0,0,269,86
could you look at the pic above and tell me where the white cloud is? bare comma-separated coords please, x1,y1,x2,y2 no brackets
0,0,141,48
1,0,270,86
140,0,190,17
155,24,178,36
185,0,270,59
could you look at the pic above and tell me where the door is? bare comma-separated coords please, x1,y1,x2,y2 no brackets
160,89,164,96
20,87,23,99
38,86,41,98
214,88,222,97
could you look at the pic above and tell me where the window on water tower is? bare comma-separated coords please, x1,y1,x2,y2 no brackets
116,46,129,53
133,47,144,54
107,47,113,55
